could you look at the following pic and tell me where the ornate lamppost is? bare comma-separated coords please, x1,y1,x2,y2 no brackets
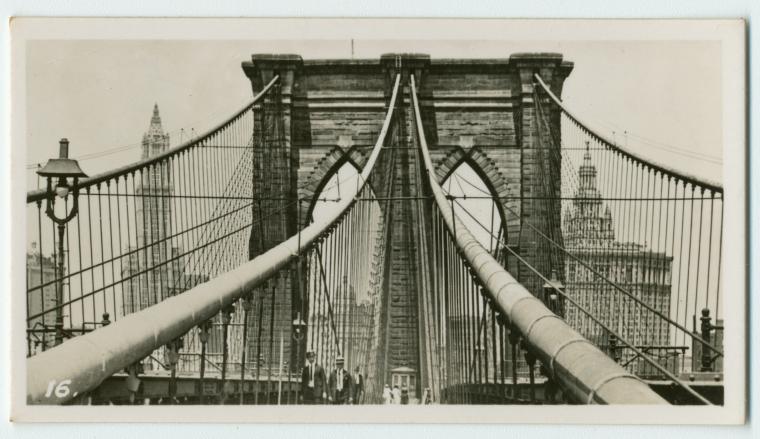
292,312,307,341
291,312,307,404
37,138,87,346
197,320,213,404
543,270,565,317
219,305,234,404
475,343,486,385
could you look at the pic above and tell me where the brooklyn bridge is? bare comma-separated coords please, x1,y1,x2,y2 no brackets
25,53,724,406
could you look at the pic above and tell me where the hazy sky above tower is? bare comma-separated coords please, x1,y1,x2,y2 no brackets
24,38,722,191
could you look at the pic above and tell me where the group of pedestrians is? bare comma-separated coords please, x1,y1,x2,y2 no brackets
381,384,407,404
299,351,364,405
300,350,435,405
382,385,432,405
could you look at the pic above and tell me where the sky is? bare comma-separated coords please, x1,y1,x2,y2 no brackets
24,39,723,190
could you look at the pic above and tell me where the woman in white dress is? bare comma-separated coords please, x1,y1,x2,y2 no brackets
382,384,392,404
391,385,401,404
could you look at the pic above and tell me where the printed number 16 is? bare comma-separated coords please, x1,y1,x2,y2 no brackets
45,379,73,398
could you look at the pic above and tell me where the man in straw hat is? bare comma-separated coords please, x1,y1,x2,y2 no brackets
300,350,327,404
327,356,354,404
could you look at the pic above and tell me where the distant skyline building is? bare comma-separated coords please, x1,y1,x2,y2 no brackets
26,243,60,354
563,147,673,373
122,105,206,315
307,282,376,369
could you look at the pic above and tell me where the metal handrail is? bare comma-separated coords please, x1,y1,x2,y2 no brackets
410,74,667,405
533,73,723,194
26,74,402,405
26,76,281,203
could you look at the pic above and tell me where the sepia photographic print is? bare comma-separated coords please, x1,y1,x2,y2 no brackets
9,18,746,423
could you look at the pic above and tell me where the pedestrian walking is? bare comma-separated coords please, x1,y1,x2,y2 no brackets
424,387,432,404
300,351,327,404
327,356,354,404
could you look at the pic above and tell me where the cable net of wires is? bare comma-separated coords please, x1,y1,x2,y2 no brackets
25,76,280,365
433,74,722,405
450,73,723,404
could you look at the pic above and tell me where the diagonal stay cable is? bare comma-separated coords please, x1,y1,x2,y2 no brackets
27,76,281,204
534,73,722,194
466,303,490,383
314,243,344,355
27,198,299,321
410,74,668,405
448,169,721,357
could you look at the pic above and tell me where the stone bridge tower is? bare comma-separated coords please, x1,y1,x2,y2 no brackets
242,53,573,395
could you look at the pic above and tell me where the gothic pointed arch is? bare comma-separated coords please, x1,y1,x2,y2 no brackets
433,146,518,247
297,145,377,228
